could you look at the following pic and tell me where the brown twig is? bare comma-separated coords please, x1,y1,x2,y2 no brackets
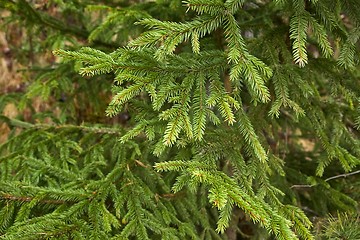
290,169,360,189
1,194,70,205
325,169,360,182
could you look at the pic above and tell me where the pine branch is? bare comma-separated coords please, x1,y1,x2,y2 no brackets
0,194,73,205
0,116,123,135
2,0,119,49
2,0,360,239
290,12,308,67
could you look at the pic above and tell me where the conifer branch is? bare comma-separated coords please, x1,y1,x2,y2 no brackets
1,117,123,135
1,0,118,48
0,194,73,205
2,0,360,239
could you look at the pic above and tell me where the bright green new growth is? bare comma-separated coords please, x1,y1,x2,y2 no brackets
1,0,360,239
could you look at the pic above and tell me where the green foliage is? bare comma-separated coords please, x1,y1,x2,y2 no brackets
315,212,360,240
1,0,360,239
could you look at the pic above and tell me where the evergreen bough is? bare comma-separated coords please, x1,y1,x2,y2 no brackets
0,0,360,239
